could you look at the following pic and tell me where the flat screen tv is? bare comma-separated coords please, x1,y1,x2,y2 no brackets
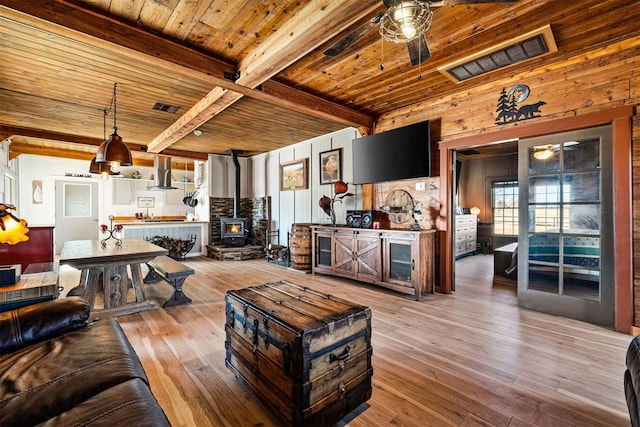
352,120,430,185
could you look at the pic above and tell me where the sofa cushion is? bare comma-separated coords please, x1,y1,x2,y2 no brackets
0,317,151,426
37,378,170,426
0,297,90,355
626,336,640,426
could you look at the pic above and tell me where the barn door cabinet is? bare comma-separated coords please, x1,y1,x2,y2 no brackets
333,229,382,282
311,226,435,300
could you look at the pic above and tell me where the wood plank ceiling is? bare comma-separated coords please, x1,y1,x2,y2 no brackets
1,0,639,167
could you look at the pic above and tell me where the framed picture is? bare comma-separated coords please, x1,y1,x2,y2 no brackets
319,148,342,185
138,197,155,208
280,158,308,191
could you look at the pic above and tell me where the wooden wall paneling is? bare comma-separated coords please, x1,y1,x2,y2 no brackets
374,178,440,231
631,115,640,329
374,40,640,137
612,115,633,333
631,76,640,102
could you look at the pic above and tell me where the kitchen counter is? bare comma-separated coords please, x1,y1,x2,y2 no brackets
117,220,208,225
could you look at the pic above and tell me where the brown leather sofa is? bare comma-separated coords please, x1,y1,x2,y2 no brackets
0,297,170,426
625,335,640,426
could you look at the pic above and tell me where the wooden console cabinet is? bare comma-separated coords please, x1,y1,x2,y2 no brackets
311,226,435,301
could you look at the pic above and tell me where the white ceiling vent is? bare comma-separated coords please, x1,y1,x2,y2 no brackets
438,24,557,83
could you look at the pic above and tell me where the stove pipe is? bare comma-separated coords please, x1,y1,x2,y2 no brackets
227,149,242,218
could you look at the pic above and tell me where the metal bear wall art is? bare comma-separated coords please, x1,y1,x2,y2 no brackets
495,84,546,125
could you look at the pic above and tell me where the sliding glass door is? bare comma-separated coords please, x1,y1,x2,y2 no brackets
517,126,613,326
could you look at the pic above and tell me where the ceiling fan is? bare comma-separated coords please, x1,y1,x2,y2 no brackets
532,141,580,160
324,0,519,67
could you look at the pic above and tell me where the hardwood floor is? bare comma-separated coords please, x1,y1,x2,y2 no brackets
70,254,632,426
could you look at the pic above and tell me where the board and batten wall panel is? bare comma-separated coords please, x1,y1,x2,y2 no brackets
250,155,266,198
311,135,332,225
251,128,362,240
208,154,251,199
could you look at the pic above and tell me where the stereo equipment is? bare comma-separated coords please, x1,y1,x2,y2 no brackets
346,210,377,229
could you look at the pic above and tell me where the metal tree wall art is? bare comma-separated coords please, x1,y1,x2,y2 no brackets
495,84,546,125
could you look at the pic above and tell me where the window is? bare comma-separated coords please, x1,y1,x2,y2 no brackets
492,180,518,235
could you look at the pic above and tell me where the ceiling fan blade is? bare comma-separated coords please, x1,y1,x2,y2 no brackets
407,35,430,66
323,13,384,57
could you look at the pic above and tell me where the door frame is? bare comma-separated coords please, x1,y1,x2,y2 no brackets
438,106,633,333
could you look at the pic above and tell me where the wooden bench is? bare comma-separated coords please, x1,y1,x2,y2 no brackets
143,255,194,307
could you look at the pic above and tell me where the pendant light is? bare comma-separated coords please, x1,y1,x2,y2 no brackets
90,106,121,179
95,83,132,171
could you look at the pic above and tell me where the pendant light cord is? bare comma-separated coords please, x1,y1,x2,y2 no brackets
102,83,118,135
112,83,118,133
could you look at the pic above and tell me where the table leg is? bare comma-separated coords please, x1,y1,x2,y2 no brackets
129,263,146,302
103,265,128,309
84,268,100,309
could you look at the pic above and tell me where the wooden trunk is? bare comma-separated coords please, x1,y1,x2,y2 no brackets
224,280,372,426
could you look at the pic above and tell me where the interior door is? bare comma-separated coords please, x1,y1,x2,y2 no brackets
517,126,613,326
55,180,99,254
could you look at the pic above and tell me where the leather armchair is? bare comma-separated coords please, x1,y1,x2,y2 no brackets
625,335,640,426
0,296,89,354
0,297,170,426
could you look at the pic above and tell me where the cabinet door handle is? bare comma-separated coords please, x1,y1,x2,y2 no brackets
412,259,415,270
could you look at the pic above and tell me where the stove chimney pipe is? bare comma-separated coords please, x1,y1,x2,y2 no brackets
226,149,242,218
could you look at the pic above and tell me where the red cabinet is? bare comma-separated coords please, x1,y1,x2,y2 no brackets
0,226,54,271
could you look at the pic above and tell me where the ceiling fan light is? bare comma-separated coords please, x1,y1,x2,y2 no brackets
392,2,416,22
533,148,554,160
401,24,417,39
381,0,433,43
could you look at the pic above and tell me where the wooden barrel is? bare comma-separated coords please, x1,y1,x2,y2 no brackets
289,223,312,271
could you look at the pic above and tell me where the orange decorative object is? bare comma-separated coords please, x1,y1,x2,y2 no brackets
0,203,30,245
334,180,348,194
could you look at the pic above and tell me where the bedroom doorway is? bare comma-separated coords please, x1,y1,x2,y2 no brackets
452,140,519,293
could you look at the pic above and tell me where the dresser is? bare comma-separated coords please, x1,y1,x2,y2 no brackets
455,214,477,257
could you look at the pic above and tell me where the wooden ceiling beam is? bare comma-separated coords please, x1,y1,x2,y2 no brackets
2,0,375,154
0,125,208,161
147,0,380,153
8,141,156,168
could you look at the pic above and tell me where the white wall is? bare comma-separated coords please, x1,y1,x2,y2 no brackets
15,127,359,247
17,155,208,227
250,127,363,242
208,154,251,198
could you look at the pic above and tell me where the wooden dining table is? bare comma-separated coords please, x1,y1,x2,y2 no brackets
59,238,168,317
